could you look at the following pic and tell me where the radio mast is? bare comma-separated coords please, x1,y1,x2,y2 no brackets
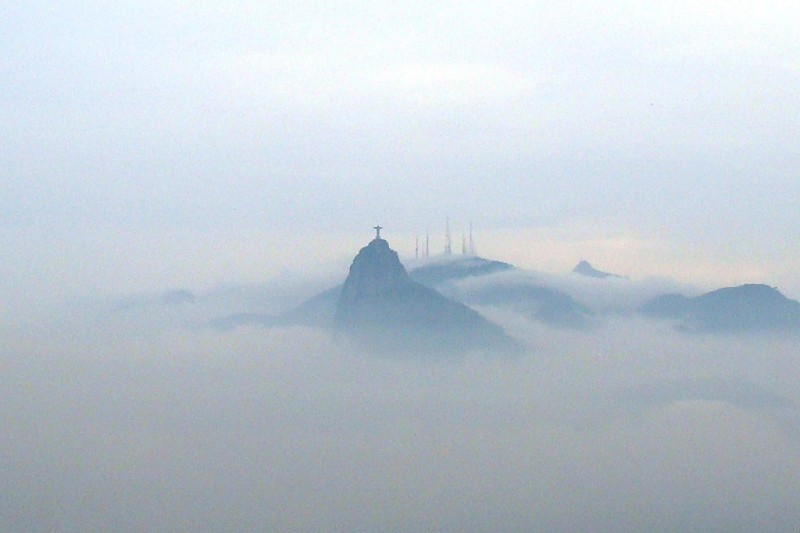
425,229,430,258
469,221,475,255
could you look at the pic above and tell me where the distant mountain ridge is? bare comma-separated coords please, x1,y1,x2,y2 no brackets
408,257,594,329
465,281,594,329
573,260,624,279
216,255,612,332
640,284,800,333
206,236,799,338
409,257,514,286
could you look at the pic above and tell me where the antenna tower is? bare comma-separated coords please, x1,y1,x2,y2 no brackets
425,229,430,257
469,222,475,255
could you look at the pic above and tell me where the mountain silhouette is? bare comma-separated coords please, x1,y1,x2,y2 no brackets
464,282,594,329
275,256,520,330
283,285,341,327
409,257,514,286
408,256,593,329
572,260,624,279
640,284,800,333
334,237,519,354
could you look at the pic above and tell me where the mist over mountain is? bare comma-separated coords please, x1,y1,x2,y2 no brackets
406,256,592,329
405,255,664,329
7,286,800,533
464,282,594,329
283,285,342,327
6,235,800,532
573,260,625,279
641,284,800,333
409,256,515,286
207,244,798,337
6,1,800,529
109,288,197,312
273,253,595,332
333,237,519,354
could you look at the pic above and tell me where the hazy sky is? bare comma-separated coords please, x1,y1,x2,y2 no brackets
2,2,799,296
3,5,800,530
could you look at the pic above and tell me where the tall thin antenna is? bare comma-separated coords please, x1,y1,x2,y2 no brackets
445,217,452,255
415,236,419,260
425,229,430,258
469,221,474,255
461,233,466,255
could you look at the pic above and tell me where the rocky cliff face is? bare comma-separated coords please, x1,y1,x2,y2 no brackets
334,237,519,354
335,238,409,320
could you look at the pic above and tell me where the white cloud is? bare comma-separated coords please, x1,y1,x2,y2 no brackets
4,306,800,532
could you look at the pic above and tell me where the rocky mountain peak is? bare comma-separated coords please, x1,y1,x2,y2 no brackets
337,238,410,306
333,235,519,353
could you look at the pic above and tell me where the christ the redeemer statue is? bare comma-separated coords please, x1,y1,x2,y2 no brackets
373,225,383,239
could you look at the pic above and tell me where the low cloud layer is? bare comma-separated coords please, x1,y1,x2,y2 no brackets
3,297,799,532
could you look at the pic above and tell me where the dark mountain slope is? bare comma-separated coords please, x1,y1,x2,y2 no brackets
640,284,800,333
464,282,594,329
409,257,514,286
334,238,520,354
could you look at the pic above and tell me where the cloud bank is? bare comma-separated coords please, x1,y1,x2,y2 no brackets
3,299,799,532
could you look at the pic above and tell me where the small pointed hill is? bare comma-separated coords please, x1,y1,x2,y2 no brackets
572,260,624,279
640,284,800,333
334,237,519,354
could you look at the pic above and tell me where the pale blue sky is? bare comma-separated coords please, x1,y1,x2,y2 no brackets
2,1,799,297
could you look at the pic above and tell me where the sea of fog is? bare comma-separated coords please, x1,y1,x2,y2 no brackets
2,293,800,532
